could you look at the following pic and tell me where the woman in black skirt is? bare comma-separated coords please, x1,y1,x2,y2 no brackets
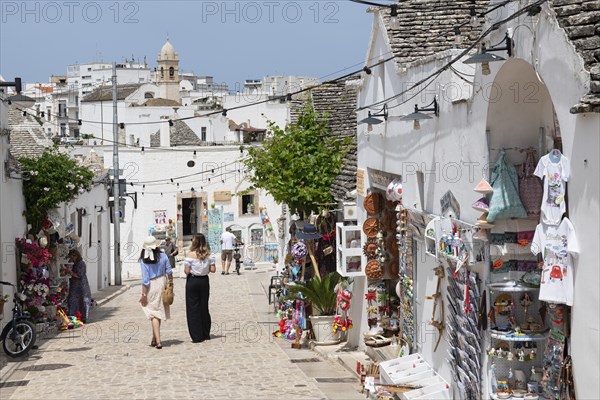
183,234,216,342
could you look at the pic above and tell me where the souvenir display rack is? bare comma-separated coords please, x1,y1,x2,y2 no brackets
446,265,483,400
397,206,415,351
482,139,575,400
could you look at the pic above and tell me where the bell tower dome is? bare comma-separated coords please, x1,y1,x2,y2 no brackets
156,39,180,103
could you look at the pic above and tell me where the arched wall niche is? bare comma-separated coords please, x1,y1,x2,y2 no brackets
486,58,557,167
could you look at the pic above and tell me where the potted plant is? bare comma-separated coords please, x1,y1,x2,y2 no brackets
286,272,343,345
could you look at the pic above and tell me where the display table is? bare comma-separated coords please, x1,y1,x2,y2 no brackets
379,353,450,400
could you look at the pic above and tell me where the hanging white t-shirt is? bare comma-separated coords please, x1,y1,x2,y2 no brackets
534,153,570,225
530,218,578,306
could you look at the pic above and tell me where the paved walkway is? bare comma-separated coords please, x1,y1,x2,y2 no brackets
0,265,363,399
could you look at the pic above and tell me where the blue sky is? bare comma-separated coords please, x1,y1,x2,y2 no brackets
1,1,375,87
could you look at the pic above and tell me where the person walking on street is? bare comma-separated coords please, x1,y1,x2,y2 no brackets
139,236,173,349
164,237,178,269
220,227,241,275
66,249,92,323
183,234,216,342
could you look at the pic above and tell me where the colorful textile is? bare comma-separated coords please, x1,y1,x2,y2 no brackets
518,148,543,217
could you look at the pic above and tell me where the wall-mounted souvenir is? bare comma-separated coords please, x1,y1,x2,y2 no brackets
362,218,381,238
363,191,382,215
386,178,403,202
362,239,378,259
365,260,384,280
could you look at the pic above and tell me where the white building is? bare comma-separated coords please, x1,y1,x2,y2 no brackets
0,99,112,304
180,74,229,108
67,60,151,97
354,1,599,398
20,60,152,139
0,84,28,313
223,76,319,131
102,145,284,279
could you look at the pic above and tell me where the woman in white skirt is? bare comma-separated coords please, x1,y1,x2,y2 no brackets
139,236,173,349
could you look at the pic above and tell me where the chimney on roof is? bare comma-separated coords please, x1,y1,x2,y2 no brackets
160,116,171,147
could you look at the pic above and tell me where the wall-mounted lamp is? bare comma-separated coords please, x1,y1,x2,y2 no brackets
454,27,462,48
401,98,438,130
464,33,513,75
470,7,479,28
359,104,388,132
351,0,399,29
95,205,104,213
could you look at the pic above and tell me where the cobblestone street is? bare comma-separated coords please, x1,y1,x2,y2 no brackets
0,266,363,399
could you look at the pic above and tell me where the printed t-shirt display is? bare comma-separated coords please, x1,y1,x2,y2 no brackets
531,218,578,306
534,152,570,225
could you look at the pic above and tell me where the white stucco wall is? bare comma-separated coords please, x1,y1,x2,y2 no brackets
223,94,290,131
357,5,599,398
60,183,111,293
0,101,27,313
103,146,283,279
81,99,233,145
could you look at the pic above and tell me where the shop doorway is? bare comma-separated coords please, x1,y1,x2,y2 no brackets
182,198,201,237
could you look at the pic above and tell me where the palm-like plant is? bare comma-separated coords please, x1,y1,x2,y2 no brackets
286,272,342,316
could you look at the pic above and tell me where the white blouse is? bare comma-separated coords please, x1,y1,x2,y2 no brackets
183,256,215,276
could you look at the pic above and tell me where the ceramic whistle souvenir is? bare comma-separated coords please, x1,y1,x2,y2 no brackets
474,178,493,194
476,212,495,229
471,196,490,212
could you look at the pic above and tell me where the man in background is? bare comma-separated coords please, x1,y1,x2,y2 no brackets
220,227,241,275
164,237,178,270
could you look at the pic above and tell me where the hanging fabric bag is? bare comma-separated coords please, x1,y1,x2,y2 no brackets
518,148,543,217
487,149,528,222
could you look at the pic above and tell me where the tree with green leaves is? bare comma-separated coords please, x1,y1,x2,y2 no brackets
242,98,351,217
18,148,95,231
